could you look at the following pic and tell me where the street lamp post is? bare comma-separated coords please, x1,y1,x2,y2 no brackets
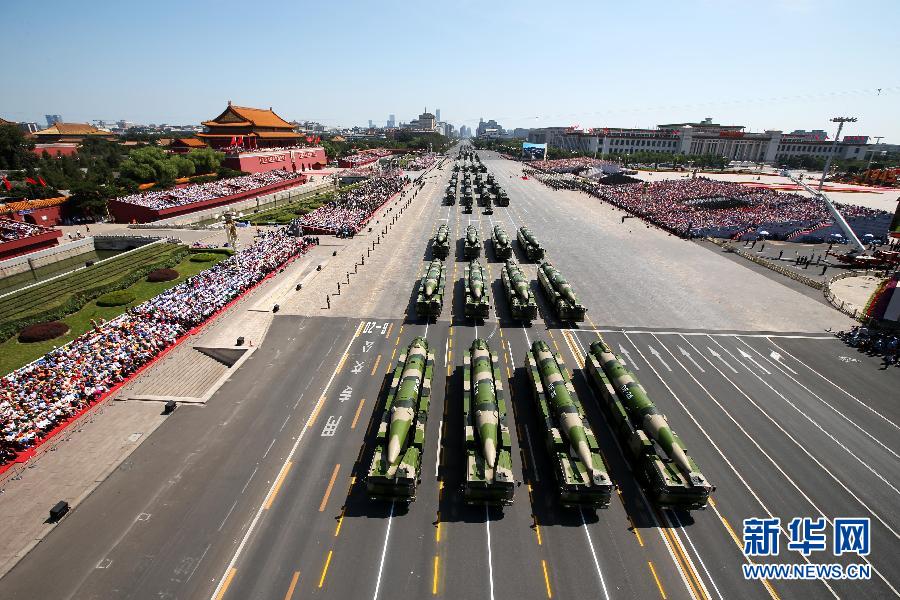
818,117,857,191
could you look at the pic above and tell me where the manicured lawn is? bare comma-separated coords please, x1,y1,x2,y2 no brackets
0,253,225,376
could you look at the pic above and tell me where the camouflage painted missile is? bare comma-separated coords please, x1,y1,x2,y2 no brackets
368,336,435,501
584,339,713,508
416,259,446,317
526,340,611,507
492,225,513,260
432,224,451,259
464,260,490,318
537,261,586,322
464,224,482,259
516,226,545,261
462,337,514,504
501,259,537,320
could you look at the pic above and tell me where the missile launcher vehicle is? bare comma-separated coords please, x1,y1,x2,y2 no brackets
517,226,545,261
416,259,446,317
496,189,509,206
492,225,513,260
463,339,514,504
537,261,587,322
526,340,612,508
585,340,714,509
432,224,451,259
464,260,491,319
368,337,435,501
500,260,537,320
483,195,494,215
464,225,482,259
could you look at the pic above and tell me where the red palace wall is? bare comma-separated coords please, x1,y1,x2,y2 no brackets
0,229,62,260
223,147,327,174
107,177,307,224
32,144,79,157
3,205,65,226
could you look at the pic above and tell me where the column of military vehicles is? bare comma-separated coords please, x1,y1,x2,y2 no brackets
448,154,508,213
366,149,713,511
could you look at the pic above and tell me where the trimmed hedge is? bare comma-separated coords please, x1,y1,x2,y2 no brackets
188,247,234,256
190,253,219,263
147,268,179,282
0,246,189,343
18,321,69,343
96,290,136,307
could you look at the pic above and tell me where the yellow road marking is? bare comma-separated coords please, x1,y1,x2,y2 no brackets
385,323,393,339
264,461,293,510
334,510,344,537
660,525,705,600
627,514,645,546
351,398,366,429
432,555,440,595
318,550,333,588
541,559,553,598
319,464,341,512
436,520,442,542
283,571,300,600
353,321,363,338
370,354,382,376
648,561,667,599
307,397,325,426
334,352,348,375
214,567,237,600
709,501,780,600
535,522,543,545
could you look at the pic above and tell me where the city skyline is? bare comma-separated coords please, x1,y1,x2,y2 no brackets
2,0,899,141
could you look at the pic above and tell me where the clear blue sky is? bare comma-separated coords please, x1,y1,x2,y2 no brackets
3,0,899,141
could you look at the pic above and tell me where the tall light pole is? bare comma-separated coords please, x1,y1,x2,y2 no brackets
866,135,884,171
818,116,857,191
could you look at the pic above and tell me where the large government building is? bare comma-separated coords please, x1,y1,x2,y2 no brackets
527,118,876,163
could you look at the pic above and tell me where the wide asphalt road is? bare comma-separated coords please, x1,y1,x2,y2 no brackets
1,146,897,600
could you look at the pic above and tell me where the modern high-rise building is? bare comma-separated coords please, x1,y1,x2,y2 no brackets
435,109,441,122
368,119,374,129
45,114,62,127
387,114,396,128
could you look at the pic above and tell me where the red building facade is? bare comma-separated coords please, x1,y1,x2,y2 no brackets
224,147,327,174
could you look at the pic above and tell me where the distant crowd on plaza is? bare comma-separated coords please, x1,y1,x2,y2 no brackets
0,218,52,243
0,227,316,463
528,173,889,239
527,157,619,174
341,149,394,168
406,153,438,171
115,171,303,210
297,172,406,235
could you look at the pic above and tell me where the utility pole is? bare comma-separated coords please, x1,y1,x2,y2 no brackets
818,117,857,191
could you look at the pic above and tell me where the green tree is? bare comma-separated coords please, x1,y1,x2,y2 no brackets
0,123,36,170
185,147,223,174
67,182,109,218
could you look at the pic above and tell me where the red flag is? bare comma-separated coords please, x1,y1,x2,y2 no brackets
25,177,38,185
306,136,314,143
238,135,244,146
1,176,10,191
230,136,237,146
38,176,47,187
315,136,320,144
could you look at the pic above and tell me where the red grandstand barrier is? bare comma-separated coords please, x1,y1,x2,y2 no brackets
0,243,314,479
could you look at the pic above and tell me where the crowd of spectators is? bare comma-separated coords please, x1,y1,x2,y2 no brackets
115,171,303,210
297,172,406,234
340,149,394,168
527,157,619,174
406,153,438,171
0,228,315,463
0,219,52,243
529,173,890,240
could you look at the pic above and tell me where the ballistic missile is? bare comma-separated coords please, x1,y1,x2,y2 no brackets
387,337,429,468
469,260,484,300
471,338,499,468
423,259,442,297
466,224,478,245
436,224,449,245
505,260,530,302
540,262,577,305
588,340,696,477
532,340,602,484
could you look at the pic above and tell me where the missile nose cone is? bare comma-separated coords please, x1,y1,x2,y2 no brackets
669,444,693,475
576,440,594,473
425,282,435,296
483,438,497,468
387,436,402,464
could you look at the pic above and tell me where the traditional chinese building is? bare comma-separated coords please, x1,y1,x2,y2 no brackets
30,122,116,143
196,102,303,149
168,137,209,154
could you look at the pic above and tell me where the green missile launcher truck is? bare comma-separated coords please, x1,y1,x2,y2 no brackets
537,261,586,322
416,259,446,317
368,337,435,501
463,338,515,505
585,340,714,509
432,224,451,260
517,226,545,261
463,225,482,259
500,260,537,321
492,225,513,260
526,340,612,508
464,260,491,319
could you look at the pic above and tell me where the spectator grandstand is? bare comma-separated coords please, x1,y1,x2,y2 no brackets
0,227,315,467
297,172,406,235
